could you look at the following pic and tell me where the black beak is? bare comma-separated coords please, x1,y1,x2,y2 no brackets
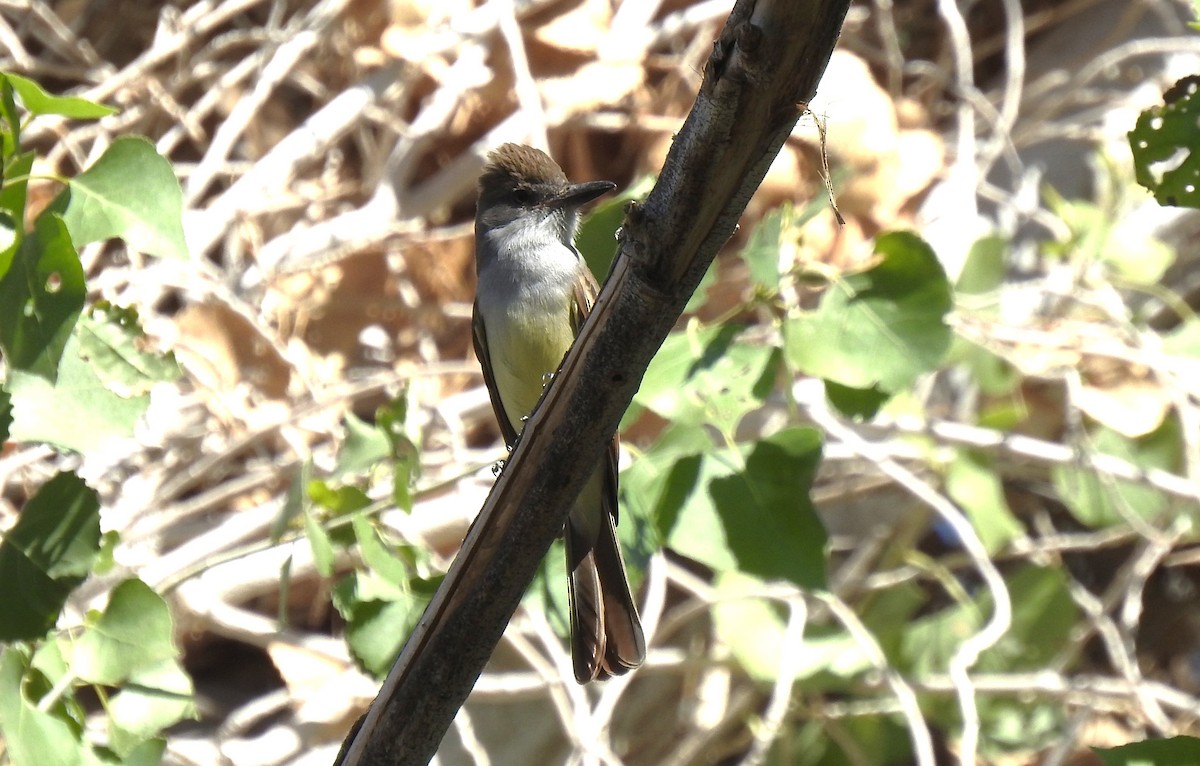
551,179,616,210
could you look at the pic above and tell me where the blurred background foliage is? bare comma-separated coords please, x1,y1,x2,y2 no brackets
2,0,1200,764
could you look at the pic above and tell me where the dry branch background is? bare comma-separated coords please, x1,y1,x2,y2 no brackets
2,0,1200,765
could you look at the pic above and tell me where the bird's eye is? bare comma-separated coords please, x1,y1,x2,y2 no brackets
512,188,535,205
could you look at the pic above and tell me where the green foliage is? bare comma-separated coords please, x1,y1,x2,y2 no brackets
55,136,189,259
5,72,118,119
70,579,180,685
300,392,437,675
77,303,181,397
1095,736,1200,765
0,73,193,766
1052,416,1182,529
329,516,441,677
7,332,152,454
0,647,100,766
1129,75,1200,208
712,571,793,682
784,231,952,417
0,73,184,442
1043,183,1175,284
945,450,1022,554
0,213,86,380
634,323,779,439
956,235,1006,295
0,581,195,765
0,472,100,641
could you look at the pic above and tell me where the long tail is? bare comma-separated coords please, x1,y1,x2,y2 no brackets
565,507,645,683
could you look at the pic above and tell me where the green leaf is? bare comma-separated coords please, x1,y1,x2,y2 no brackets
376,394,419,512
1102,221,1174,285
116,738,167,766
945,450,1023,554
332,572,428,677
901,564,1076,679
76,304,181,397
575,175,655,280
957,236,1006,295
8,331,149,453
1096,736,1200,766
709,428,827,589
621,424,710,543
57,136,188,259
0,209,16,271
740,205,787,290
107,658,195,751
824,380,889,420
335,413,390,478
979,564,1076,671
0,388,11,442
0,212,85,380
272,462,309,544
303,504,335,577
634,323,779,437
1053,417,1181,528
3,73,116,119
352,514,409,585
0,472,100,640
900,592,981,677
0,78,20,158
1162,317,1200,359
308,480,372,516
71,579,178,686
785,231,952,393
0,647,102,766
94,530,119,575
0,150,35,280
790,628,874,686
1129,76,1200,208
664,428,827,590
711,571,790,682
954,337,1020,397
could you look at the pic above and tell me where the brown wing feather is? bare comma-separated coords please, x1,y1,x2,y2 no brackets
570,270,621,524
567,267,644,682
472,298,520,447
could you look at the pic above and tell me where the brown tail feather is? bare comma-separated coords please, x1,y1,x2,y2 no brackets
566,510,646,683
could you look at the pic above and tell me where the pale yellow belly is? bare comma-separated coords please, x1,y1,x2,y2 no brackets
488,302,576,436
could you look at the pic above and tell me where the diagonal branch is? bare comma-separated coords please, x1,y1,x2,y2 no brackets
336,1,850,763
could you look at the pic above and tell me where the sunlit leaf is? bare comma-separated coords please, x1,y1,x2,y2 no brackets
4,73,116,119
1129,75,1200,208
635,322,778,438
57,136,188,259
785,231,952,394
945,450,1023,554
0,213,85,380
8,332,148,453
76,304,180,397
1053,417,1181,528
71,579,178,686
0,647,101,766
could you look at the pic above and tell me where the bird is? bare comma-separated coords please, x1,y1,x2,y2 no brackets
471,143,645,683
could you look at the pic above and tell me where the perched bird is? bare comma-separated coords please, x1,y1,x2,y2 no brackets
472,143,645,683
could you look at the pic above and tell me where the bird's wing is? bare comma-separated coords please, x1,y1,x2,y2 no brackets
472,297,520,447
570,267,621,525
